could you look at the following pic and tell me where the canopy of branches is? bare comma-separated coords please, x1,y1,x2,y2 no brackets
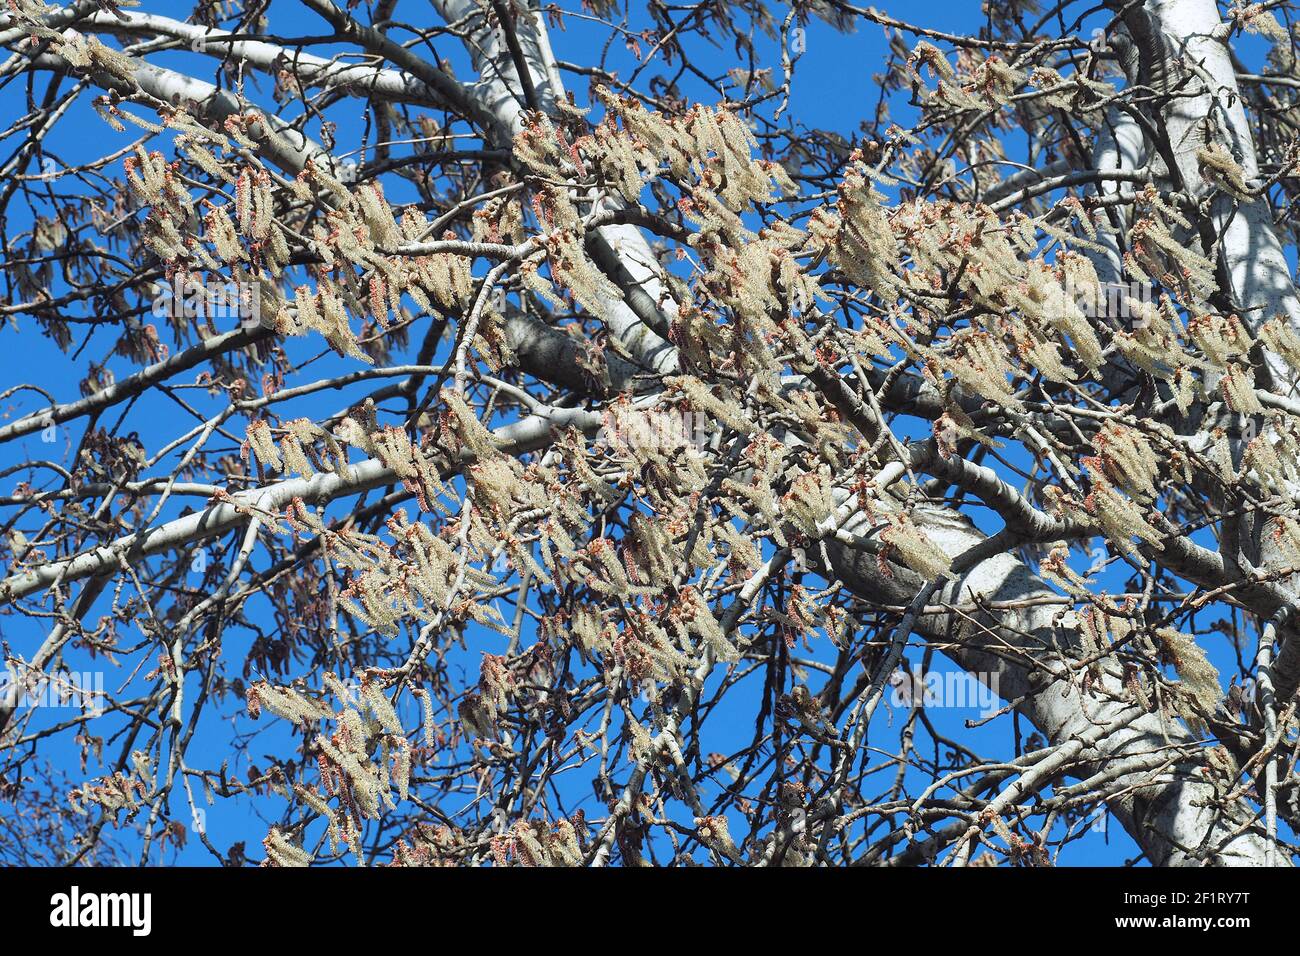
1,0,1299,868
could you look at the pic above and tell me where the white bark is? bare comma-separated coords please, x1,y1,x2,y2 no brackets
75,11,452,107
0,0,1288,866
1131,0,1300,344
0,404,601,603
1119,0,1300,704
828,507,1277,865
431,0,679,374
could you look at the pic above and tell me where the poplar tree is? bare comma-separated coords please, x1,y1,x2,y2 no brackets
0,0,1298,867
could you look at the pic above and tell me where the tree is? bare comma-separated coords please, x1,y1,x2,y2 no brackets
0,0,1297,867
